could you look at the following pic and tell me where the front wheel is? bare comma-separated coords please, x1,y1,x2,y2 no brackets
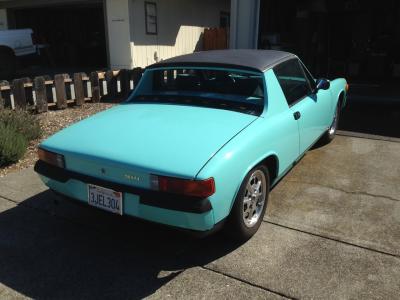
225,165,270,241
321,102,340,144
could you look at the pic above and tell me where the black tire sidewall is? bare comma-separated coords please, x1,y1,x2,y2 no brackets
330,104,340,137
322,102,340,144
226,165,270,241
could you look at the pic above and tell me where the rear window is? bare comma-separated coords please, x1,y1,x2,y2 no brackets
132,68,265,115
154,69,263,98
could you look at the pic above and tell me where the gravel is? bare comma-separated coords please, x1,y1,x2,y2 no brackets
0,103,114,177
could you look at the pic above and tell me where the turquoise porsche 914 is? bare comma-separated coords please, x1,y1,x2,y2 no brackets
35,50,348,240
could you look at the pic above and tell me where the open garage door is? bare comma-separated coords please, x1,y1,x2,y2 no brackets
258,0,400,138
258,0,400,84
12,1,107,71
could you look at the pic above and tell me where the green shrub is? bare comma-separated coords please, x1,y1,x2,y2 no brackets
0,123,28,167
0,109,41,141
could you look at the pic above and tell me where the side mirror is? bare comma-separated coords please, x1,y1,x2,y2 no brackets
315,78,330,92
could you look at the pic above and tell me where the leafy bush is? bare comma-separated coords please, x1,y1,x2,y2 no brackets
0,109,41,167
0,123,28,167
0,109,41,141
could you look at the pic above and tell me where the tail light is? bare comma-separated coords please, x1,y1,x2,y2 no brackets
38,148,65,168
346,83,349,92
150,175,215,198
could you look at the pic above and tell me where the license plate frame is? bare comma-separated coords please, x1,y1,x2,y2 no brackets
87,184,123,215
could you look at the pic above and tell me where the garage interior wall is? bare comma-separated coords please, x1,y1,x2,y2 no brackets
129,0,230,68
0,9,7,29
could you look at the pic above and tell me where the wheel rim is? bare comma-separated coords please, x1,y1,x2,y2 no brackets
242,170,266,228
329,105,339,135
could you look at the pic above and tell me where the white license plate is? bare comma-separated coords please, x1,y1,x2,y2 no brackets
87,184,122,215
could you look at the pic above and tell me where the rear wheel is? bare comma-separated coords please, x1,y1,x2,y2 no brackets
0,47,16,80
225,165,270,241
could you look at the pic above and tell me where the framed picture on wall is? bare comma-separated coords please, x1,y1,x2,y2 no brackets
145,2,157,35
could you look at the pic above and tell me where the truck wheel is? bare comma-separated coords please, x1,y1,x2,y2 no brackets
0,47,16,80
225,165,270,242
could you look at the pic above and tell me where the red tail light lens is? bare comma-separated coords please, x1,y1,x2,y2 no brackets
38,148,65,168
151,175,215,198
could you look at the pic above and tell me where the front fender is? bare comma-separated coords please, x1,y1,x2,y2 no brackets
330,78,348,108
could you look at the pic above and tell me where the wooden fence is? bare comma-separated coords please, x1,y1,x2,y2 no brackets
203,28,228,51
0,68,143,113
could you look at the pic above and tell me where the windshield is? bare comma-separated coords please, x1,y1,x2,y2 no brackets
131,68,265,115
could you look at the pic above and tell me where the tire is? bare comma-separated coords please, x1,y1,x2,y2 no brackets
225,165,270,242
321,102,340,144
0,47,16,80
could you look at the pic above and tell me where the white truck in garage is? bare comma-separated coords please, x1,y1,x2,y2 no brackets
0,28,37,79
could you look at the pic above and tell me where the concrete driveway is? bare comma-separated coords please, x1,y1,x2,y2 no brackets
0,134,399,299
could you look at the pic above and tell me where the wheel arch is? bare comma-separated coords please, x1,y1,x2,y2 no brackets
329,78,347,109
338,91,345,109
228,152,279,212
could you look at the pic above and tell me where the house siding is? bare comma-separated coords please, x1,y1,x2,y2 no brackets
129,0,230,68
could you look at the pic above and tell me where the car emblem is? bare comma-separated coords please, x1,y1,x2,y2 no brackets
124,174,141,182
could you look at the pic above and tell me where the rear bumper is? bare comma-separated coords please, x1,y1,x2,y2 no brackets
35,160,215,231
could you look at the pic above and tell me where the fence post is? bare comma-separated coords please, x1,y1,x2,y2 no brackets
12,79,26,109
73,72,85,106
54,74,67,109
118,69,130,99
132,67,143,88
34,76,48,113
105,70,117,100
90,72,100,102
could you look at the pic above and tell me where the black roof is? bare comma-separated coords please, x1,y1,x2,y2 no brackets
148,49,296,72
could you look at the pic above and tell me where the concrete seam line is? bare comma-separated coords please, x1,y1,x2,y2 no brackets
286,180,400,203
200,265,297,300
337,131,400,143
264,220,400,259
0,195,19,204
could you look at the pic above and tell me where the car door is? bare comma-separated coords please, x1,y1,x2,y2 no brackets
273,58,329,154
299,61,333,132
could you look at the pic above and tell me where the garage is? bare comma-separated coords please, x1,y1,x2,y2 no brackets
255,0,400,138
258,0,400,84
2,0,107,74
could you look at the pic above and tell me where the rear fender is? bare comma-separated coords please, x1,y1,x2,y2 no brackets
197,115,297,223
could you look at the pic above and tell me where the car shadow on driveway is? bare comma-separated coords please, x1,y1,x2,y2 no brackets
0,190,242,299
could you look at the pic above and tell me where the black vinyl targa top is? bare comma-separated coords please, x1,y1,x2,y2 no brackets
148,49,296,73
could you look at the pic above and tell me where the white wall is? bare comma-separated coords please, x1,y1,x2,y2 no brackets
129,0,230,68
0,9,8,30
229,0,259,49
106,0,134,69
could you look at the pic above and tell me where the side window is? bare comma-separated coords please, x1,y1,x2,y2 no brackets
299,62,317,92
274,59,312,106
